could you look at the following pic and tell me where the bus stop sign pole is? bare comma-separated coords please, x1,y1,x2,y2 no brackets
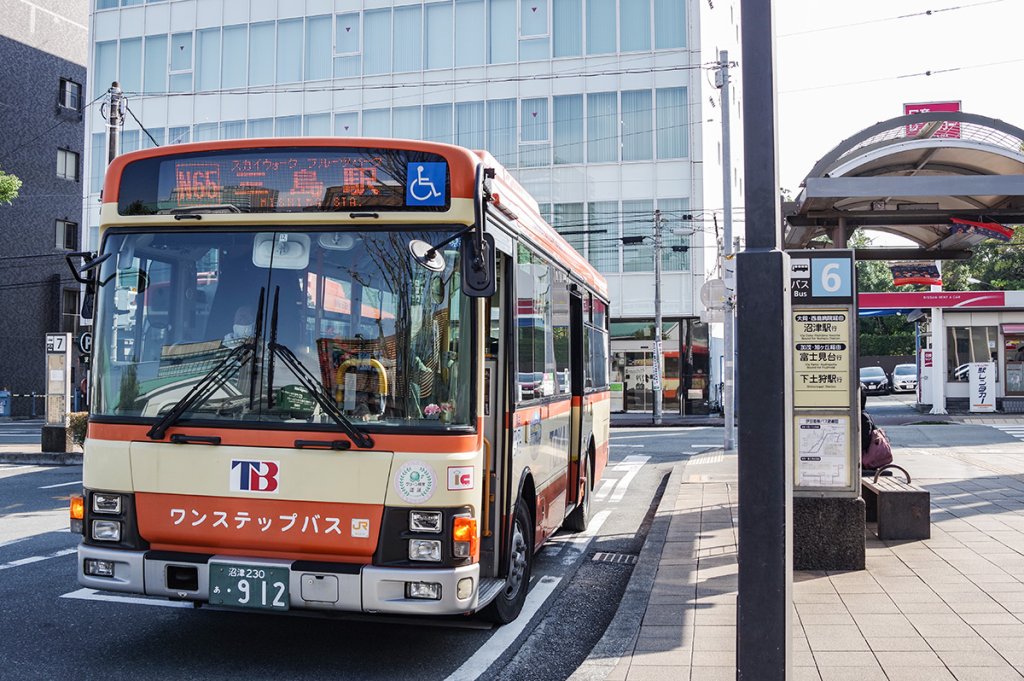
736,1,793,679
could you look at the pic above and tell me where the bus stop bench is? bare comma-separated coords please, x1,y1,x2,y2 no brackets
862,465,930,540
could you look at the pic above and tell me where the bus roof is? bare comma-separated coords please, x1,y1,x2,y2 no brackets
474,150,607,300
102,137,607,299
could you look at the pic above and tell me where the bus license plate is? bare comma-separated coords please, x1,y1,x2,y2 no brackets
209,563,290,611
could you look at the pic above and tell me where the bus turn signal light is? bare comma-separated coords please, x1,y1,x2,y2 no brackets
70,495,84,520
452,517,478,559
70,495,84,534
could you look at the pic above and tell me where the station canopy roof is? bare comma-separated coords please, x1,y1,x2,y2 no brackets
785,111,1024,256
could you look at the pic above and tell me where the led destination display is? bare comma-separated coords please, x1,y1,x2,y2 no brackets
117,147,450,215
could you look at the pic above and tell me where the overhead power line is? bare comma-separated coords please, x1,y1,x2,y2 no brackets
125,104,160,148
0,92,106,163
122,63,706,101
779,0,1009,37
782,56,1024,94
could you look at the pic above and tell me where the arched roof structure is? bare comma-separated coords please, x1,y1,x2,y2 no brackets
785,111,1024,256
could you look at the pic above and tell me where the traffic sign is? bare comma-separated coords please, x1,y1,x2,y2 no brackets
789,250,854,305
78,332,93,354
46,333,68,353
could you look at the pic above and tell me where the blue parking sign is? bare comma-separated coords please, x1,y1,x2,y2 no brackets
406,162,447,206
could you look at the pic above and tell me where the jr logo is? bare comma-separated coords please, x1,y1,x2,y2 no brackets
230,460,280,493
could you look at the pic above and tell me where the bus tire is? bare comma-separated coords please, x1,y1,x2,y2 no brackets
482,499,533,624
562,445,591,533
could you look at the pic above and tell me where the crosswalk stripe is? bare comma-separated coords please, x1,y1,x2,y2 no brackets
989,425,1024,443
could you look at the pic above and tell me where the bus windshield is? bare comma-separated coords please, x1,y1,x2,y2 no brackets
93,227,472,430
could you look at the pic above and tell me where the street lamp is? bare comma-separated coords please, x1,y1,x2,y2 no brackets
967,277,1000,290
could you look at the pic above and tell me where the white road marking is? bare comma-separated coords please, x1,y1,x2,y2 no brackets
610,443,645,448
593,478,617,502
991,425,1024,443
0,547,76,571
593,455,650,502
607,455,650,503
546,510,611,561
444,576,562,681
610,432,693,440
688,451,724,466
39,480,83,489
691,444,718,449
0,465,49,480
61,588,195,609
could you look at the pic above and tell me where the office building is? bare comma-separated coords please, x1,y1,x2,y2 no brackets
0,1,88,416
84,0,742,415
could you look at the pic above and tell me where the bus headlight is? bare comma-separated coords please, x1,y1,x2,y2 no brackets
409,510,443,533
406,582,442,600
92,493,123,514
84,559,115,577
408,539,442,562
91,520,122,542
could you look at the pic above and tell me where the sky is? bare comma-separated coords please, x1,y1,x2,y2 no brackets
772,0,1024,193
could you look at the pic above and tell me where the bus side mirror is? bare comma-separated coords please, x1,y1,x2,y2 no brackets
81,288,95,320
66,251,110,321
461,233,495,298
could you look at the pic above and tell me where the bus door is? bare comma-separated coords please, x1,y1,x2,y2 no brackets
481,251,510,578
567,289,585,507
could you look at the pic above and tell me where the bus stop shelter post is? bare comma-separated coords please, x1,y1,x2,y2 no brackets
736,1,793,679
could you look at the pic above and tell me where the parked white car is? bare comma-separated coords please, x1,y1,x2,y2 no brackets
891,364,917,393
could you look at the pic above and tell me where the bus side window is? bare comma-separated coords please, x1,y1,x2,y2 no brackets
583,326,592,389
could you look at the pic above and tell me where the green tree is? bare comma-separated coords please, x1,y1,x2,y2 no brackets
0,167,22,205
942,228,1024,290
852,231,916,356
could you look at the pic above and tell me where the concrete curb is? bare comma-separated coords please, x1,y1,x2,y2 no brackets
0,452,82,465
567,460,683,681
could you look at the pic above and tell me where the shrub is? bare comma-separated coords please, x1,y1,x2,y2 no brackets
67,412,89,450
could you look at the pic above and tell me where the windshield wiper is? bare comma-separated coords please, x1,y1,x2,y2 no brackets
264,287,375,449
270,342,375,449
147,288,266,440
248,287,266,409
146,340,256,440
266,287,280,410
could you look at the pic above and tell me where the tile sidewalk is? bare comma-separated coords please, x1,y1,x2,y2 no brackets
573,430,1024,681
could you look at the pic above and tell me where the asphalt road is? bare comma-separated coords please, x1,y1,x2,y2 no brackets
0,427,722,681
0,419,43,447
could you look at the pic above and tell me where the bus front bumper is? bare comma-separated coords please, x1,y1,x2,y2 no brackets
77,544,482,616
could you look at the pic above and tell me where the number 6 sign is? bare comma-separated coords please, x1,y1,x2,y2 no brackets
811,258,852,298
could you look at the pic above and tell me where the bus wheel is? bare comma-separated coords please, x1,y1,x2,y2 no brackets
483,500,533,624
562,449,591,532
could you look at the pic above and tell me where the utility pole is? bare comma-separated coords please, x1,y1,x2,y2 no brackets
717,50,736,452
736,0,792,678
652,209,663,425
106,81,123,164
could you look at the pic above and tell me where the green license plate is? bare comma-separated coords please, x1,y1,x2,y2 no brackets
209,562,290,611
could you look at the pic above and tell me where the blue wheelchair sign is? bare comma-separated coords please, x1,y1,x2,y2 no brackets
406,162,447,207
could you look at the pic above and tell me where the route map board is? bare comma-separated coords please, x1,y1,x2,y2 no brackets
792,309,852,409
795,415,851,488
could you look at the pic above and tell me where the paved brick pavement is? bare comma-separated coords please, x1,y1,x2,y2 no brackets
573,426,1024,681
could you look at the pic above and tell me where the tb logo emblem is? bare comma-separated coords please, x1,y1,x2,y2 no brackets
230,460,280,493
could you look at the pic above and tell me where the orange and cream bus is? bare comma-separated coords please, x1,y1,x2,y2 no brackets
69,138,610,624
